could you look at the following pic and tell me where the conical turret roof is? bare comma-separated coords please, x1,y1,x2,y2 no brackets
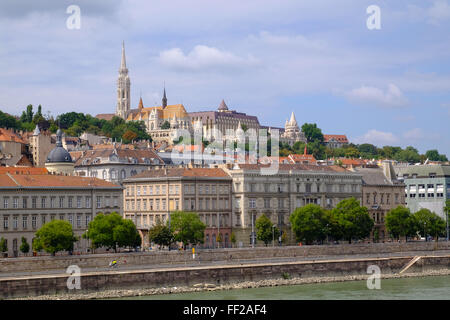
218,99,228,111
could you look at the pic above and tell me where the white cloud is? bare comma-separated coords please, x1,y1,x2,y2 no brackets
159,45,260,72
428,0,450,24
353,130,399,146
402,128,423,140
344,84,408,108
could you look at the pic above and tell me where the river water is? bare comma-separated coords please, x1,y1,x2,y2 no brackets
118,275,450,300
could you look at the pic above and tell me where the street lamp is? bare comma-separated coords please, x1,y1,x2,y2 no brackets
272,224,276,247
424,222,427,242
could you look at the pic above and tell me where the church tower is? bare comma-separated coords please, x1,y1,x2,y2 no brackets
116,41,131,119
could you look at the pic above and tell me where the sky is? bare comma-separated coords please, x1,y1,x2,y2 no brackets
0,0,449,156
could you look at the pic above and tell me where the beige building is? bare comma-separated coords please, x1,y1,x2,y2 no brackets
223,163,363,246
29,125,55,167
0,173,123,257
355,162,406,241
122,168,232,249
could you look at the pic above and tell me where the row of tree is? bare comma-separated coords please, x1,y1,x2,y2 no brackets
0,105,150,144
386,205,448,241
0,212,142,256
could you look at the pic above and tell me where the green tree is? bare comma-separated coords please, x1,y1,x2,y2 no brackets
255,215,278,246
230,232,237,248
148,220,174,249
122,130,138,143
0,237,7,254
33,220,78,256
26,104,34,123
344,146,360,159
0,111,20,129
395,146,421,163
358,143,378,158
83,212,140,252
385,206,416,241
170,211,206,249
161,121,170,130
301,123,324,143
290,204,328,244
425,149,448,162
413,209,446,242
331,198,374,243
20,237,30,255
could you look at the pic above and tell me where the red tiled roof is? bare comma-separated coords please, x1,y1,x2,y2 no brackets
0,173,121,188
0,167,47,175
324,134,349,143
0,128,26,144
126,167,230,180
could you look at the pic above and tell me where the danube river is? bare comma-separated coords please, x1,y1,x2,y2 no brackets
117,275,450,300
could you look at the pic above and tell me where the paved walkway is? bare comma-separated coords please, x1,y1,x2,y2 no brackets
1,249,449,280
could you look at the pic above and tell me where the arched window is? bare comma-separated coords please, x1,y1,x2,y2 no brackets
102,170,107,180
121,170,126,179
110,169,117,180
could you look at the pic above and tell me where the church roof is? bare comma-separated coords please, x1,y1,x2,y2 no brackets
126,104,188,121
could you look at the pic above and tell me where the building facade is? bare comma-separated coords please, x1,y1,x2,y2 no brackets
122,168,232,249
396,164,450,218
323,134,349,149
355,161,406,241
73,145,164,185
223,163,363,246
0,173,123,257
29,125,55,167
188,100,261,142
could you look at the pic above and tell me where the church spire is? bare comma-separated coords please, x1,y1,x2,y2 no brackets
162,86,167,108
116,41,131,119
120,41,127,71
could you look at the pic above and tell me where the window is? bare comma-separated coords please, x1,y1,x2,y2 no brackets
162,199,166,210
59,214,64,221
249,198,256,209
250,184,257,192
278,198,284,208
175,199,179,210
264,198,271,208
212,185,216,194
31,197,37,208
380,193,384,204
137,186,141,196
212,199,217,210
339,185,345,193
86,197,91,208
199,186,203,194
205,186,209,194
205,199,210,210
68,197,73,208
77,197,82,208
373,193,377,204
77,215,81,228
3,216,8,229
225,199,229,209
235,198,241,209
3,198,8,209
366,193,370,204
86,215,91,226
97,196,102,208
41,215,46,226
149,200,153,210
32,216,37,229
351,185,357,193
22,197,27,209
13,198,18,209
14,216,19,229
50,197,56,208
68,214,73,226
277,184,283,193
149,186,153,195
198,199,203,210
305,184,311,193
59,197,64,208
113,197,118,207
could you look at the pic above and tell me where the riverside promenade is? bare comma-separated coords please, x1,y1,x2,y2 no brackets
1,242,450,299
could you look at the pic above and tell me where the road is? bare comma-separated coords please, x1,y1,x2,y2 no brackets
1,249,449,280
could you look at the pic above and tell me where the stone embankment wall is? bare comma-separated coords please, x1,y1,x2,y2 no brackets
1,255,449,299
1,241,449,273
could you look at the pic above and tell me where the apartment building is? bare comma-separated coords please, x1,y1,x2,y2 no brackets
122,167,232,249
223,163,363,246
0,173,123,256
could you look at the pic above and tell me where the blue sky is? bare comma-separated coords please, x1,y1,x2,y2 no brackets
0,0,449,156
